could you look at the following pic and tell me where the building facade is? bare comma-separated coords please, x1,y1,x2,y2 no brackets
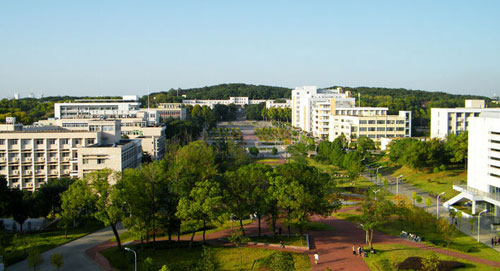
156,103,186,120
430,100,500,139
445,112,500,216
0,119,141,190
292,86,411,142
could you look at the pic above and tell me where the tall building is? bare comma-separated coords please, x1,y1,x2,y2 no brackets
292,86,411,142
0,119,141,191
430,100,500,139
445,112,500,216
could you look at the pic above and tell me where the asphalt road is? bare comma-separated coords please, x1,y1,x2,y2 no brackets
7,224,124,271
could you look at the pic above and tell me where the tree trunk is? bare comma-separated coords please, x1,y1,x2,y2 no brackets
369,229,374,250
288,225,291,237
168,227,172,242
258,215,261,236
239,219,245,236
203,220,206,243
111,223,122,250
189,231,196,248
64,229,68,239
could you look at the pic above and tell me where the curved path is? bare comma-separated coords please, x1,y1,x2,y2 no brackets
8,224,124,271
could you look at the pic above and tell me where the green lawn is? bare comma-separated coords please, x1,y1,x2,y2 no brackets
101,242,311,271
1,221,103,266
387,165,465,201
248,235,308,247
363,243,493,271
334,208,500,263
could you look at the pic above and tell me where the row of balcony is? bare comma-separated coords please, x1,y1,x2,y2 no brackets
0,157,75,163
5,169,72,176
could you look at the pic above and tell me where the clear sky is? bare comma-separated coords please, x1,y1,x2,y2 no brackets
1,0,499,98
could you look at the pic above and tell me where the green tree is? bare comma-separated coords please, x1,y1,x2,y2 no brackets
425,197,432,207
343,151,364,180
421,252,439,271
50,253,64,271
176,179,223,246
249,146,259,156
200,246,216,271
228,228,249,269
86,169,124,249
357,136,375,157
60,179,96,237
446,132,468,169
142,257,155,271
27,249,43,271
360,193,393,250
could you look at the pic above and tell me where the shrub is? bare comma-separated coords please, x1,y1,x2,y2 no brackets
249,147,259,156
433,167,440,173
439,164,447,171
397,256,465,271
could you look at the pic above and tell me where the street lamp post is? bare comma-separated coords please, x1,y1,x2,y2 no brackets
396,175,403,195
376,166,383,186
373,189,380,201
436,192,445,219
478,209,488,242
124,247,137,271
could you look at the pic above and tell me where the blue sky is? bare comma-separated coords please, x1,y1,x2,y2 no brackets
0,1,499,98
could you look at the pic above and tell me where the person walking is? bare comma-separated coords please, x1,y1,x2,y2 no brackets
353,245,356,255
314,253,319,264
280,240,285,248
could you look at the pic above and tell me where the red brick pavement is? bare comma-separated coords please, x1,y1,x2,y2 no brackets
87,207,500,271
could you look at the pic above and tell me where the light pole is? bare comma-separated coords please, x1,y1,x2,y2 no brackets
396,175,403,195
373,189,380,200
436,192,445,219
478,209,488,242
124,247,137,271
376,166,383,186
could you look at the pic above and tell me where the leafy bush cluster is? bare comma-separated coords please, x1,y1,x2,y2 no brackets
397,256,465,271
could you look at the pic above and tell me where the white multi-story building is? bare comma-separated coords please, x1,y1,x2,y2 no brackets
54,96,141,119
265,99,292,109
292,86,411,142
0,119,141,190
38,114,165,161
430,100,500,139
182,96,290,109
445,112,500,216
292,86,355,132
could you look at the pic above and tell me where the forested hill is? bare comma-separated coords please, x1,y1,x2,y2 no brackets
142,84,291,105
331,86,496,129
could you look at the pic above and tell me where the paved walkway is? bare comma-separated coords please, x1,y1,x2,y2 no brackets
364,169,500,252
8,225,124,271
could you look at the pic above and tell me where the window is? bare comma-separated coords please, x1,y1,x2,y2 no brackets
61,139,69,145
23,153,30,158
396,127,405,131
49,165,57,170
102,126,114,132
87,139,95,145
368,120,375,124
36,153,44,157
377,120,385,124
377,127,385,131
368,127,376,131
22,139,31,145
97,159,105,164
49,152,57,157
36,139,44,145
9,139,18,145
387,127,394,131
396,120,405,124
83,159,89,164
48,139,56,145
359,127,367,131
359,120,367,124
0,139,4,145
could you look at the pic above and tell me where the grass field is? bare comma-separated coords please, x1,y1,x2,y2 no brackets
334,207,500,263
102,242,311,271
248,235,308,247
1,221,103,266
363,243,493,271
